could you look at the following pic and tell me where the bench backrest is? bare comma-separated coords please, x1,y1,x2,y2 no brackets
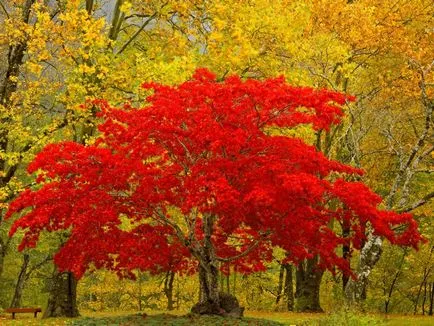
5,308,42,313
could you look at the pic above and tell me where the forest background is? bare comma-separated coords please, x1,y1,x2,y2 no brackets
0,0,433,320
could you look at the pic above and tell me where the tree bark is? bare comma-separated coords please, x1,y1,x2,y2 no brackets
163,271,175,311
233,266,237,295
0,236,6,278
283,264,294,311
191,214,243,317
10,253,30,308
295,257,324,312
0,0,35,161
275,264,285,305
85,0,94,14
345,232,382,303
342,221,351,290
194,214,221,314
429,282,433,316
197,263,220,312
226,268,230,294
422,281,427,315
43,270,79,318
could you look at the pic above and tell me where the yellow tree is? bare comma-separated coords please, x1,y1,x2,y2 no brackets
308,0,433,304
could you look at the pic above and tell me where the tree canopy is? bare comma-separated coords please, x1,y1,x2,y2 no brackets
6,69,423,314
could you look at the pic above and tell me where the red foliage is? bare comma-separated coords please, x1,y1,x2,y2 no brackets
6,69,422,278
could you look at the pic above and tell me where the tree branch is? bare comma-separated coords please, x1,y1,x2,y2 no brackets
398,191,434,213
0,1,9,18
116,12,158,55
217,231,270,263
25,254,53,280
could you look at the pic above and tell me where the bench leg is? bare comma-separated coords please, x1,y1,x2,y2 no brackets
34,311,38,318
12,312,15,319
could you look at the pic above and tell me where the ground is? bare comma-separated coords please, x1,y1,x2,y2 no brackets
0,310,432,325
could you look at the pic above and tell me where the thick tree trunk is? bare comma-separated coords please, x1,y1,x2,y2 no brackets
194,264,243,317
191,214,243,317
345,233,382,303
295,257,323,312
10,254,30,308
197,264,220,311
200,217,219,306
194,215,223,314
283,264,294,311
163,271,175,311
196,251,221,312
43,270,79,318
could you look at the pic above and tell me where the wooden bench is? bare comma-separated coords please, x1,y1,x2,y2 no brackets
4,307,42,319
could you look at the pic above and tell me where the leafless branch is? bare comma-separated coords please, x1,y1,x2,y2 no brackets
116,12,158,55
0,1,9,18
398,191,434,213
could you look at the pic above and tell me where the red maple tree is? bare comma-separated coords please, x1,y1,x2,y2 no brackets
6,69,422,314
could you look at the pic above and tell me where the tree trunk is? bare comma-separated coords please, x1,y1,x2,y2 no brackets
176,276,180,310
195,263,221,314
0,236,6,278
137,272,143,311
384,250,406,313
43,270,79,318
0,252,4,278
233,266,237,296
422,281,427,315
275,264,285,305
283,264,294,311
413,260,433,315
0,0,35,275
0,0,35,169
345,232,382,303
226,267,230,294
197,261,220,308
191,214,243,317
10,254,30,308
429,282,433,316
163,271,175,311
220,265,224,293
342,221,351,290
295,257,323,312
194,214,222,314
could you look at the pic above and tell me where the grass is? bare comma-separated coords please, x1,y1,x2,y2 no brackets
0,311,282,326
247,311,323,325
0,310,432,325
